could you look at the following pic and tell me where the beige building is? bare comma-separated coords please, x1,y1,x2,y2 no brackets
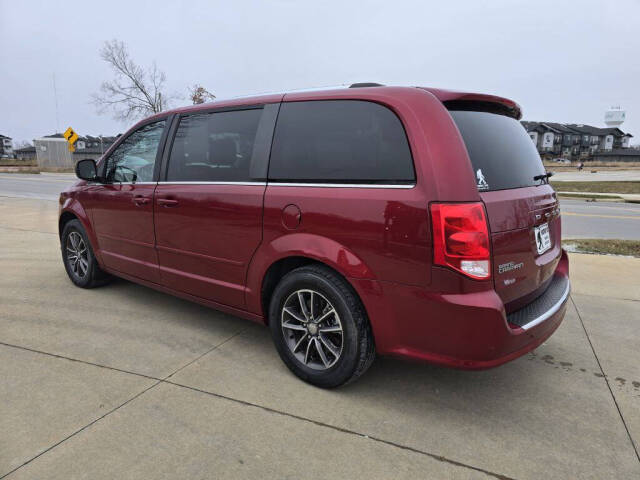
34,134,118,169
34,135,72,169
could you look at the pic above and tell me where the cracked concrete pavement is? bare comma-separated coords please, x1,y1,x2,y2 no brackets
1,196,639,479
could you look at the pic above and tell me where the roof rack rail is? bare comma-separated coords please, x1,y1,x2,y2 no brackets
349,82,385,88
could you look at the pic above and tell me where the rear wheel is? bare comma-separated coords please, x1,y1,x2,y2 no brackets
61,219,110,288
269,265,375,388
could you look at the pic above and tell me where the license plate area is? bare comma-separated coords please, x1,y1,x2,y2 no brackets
534,222,551,254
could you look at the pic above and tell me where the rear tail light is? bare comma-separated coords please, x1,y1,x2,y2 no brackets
430,202,491,279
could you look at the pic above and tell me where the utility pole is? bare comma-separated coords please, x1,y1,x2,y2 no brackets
52,73,60,134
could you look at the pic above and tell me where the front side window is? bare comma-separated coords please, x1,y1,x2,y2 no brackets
104,120,166,183
268,100,415,184
167,109,262,182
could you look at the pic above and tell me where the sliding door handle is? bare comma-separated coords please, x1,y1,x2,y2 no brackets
157,198,179,207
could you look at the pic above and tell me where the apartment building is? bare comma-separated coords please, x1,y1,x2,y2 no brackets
0,134,13,158
521,121,632,161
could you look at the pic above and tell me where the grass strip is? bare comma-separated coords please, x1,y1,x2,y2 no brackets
563,239,640,257
551,181,640,194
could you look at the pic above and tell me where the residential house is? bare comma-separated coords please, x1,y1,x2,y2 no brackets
73,135,118,161
521,121,633,161
14,145,37,161
0,134,13,158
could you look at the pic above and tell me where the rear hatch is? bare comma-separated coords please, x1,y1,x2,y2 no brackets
449,108,562,312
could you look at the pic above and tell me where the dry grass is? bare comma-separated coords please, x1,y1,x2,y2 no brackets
0,158,37,167
0,166,40,174
563,239,640,258
544,161,640,171
551,181,640,194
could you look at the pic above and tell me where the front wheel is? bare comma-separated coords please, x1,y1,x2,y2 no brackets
269,265,375,388
61,219,110,288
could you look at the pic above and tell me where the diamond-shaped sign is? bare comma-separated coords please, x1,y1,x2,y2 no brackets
63,127,79,146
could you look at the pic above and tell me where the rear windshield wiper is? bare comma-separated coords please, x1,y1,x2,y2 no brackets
534,171,554,184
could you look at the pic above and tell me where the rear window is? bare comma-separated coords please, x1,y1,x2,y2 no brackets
268,100,415,184
449,110,546,191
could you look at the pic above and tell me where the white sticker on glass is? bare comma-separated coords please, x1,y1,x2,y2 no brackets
476,169,489,191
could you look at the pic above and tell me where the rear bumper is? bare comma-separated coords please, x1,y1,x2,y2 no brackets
351,250,570,369
507,273,570,331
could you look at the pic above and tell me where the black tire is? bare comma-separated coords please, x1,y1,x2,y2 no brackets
269,264,375,388
61,219,110,288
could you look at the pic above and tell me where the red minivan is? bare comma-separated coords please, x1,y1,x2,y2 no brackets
60,84,570,387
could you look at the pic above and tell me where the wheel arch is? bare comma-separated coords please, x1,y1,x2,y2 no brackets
58,210,79,238
257,255,373,330
58,201,102,265
246,233,377,321
261,256,320,324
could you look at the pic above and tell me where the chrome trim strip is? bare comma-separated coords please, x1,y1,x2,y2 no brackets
156,181,266,186
520,279,571,331
88,181,416,188
267,182,416,189
88,182,157,186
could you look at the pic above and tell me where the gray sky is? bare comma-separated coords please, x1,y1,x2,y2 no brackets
1,0,638,144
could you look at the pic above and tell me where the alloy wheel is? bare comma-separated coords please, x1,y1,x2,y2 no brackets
281,289,344,370
66,231,89,279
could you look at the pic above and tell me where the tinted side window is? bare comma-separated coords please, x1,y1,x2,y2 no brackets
449,110,546,191
104,120,166,183
167,109,262,182
269,100,415,183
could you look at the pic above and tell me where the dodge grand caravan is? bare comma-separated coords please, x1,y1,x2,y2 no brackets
60,84,570,387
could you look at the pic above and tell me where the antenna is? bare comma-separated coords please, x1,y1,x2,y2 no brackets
52,73,60,133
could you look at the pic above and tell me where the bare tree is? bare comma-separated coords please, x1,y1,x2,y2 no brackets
189,84,216,105
91,39,177,121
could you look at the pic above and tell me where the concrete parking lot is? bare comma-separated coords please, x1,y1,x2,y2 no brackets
1,196,639,479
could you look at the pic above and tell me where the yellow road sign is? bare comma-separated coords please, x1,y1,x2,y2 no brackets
68,143,75,153
63,127,79,146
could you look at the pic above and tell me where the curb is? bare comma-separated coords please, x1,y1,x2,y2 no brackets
557,192,640,204
0,167,40,174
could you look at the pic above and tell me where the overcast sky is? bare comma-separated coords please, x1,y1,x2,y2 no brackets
1,0,638,144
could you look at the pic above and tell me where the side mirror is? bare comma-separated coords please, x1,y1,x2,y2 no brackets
75,159,98,181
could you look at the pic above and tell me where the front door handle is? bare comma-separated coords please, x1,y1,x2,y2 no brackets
132,195,150,206
157,198,179,207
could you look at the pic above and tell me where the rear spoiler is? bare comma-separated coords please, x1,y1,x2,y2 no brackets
442,99,522,120
419,88,522,120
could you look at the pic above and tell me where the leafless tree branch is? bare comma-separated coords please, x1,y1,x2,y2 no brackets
189,84,216,105
91,39,178,122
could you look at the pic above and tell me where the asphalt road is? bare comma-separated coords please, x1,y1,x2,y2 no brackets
0,173,639,240
560,199,640,240
0,173,74,201
552,170,640,182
